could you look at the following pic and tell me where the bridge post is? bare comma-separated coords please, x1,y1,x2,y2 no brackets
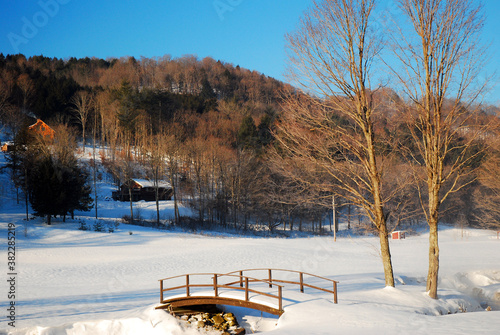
160,280,164,302
214,274,218,297
186,275,190,296
268,269,272,288
300,272,304,293
333,281,338,304
245,277,249,301
278,285,283,311
239,271,243,288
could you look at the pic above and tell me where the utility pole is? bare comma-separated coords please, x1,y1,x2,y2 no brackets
93,96,98,220
333,195,336,242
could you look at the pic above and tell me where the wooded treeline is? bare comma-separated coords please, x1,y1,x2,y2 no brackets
0,53,283,120
0,53,499,233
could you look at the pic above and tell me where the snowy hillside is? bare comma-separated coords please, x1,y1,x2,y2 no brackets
1,153,499,334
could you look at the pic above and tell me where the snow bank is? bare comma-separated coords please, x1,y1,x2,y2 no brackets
10,306,220,335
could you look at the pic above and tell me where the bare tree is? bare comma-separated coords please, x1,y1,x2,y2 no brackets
95,90,120,162
114,80,139,223
91,92,102,220
17,73,34,115
390,0,487,298
473,133,500,230
0,70,14,128
70,90,93,153
164,133,182,226
144,130,167,227
280,0,397,287
185,137,210,225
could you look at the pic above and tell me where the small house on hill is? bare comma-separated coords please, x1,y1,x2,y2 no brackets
29,119,55,140
112,179,173,202
1,141,15,152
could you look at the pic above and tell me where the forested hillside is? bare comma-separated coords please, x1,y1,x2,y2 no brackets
0,53,499,233
0,53,285,120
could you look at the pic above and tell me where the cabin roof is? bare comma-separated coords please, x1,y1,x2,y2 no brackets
132,178,171,189
29,119,52,130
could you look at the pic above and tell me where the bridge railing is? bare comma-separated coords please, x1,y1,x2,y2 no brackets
158,272,285,311
223,268,338,304
158,269,338,315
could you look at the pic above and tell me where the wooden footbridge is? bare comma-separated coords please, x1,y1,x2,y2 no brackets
156,269,338,316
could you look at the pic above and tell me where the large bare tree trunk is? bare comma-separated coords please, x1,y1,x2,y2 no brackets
427,215,439,297
280,0,396,287
391,0,487,298
378,218,394,286
425,182,441,297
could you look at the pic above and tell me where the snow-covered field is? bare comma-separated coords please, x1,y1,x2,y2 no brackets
1,152,499,334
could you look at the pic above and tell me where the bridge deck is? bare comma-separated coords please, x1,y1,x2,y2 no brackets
156,295,283,315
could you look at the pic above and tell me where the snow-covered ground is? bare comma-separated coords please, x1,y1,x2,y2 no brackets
1,151,499,334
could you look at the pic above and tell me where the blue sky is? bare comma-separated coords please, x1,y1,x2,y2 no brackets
1,0,499,104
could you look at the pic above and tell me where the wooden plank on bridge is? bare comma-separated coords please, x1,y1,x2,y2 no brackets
155,303,221,316
158,296,283,316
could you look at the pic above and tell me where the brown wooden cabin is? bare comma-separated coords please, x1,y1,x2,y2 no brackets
28,119,55,141
112,179,173,202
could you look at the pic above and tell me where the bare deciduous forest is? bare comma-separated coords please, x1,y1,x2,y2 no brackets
0,52,498,236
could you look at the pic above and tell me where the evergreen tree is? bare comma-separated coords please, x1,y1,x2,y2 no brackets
200,76,216,100
27,150,92,224
199,77,218,112
28,156,65,225
257,113,274,147
5,121,39,219
60,158,93,220
237,115,258,150
114,80,138,134
5,125,30,203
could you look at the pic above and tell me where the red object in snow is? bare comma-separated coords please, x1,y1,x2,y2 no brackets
392,231,405,240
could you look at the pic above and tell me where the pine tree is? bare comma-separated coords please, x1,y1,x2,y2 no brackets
28,156,65,225
237,115,258,150
27,149,92,224
5,123,38,219
60,159,93,220
114,80,138,135
257,113,274,147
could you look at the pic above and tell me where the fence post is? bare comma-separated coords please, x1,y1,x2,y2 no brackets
186,275,190,296
160,280,164,302
300,272,304,293
239,271,243,288
268,269,272,288
214,274,218,297
333,281,338,304
245,277,249,301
